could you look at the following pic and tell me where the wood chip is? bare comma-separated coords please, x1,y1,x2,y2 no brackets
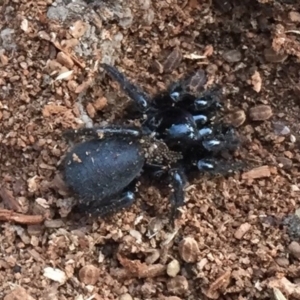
251,70,262,93
4,287,36,300
224,110,246,127
43,267,67,284
234,223,251,239
56,52,74,69
117,253,166,278
203,270,231,299
242,166,271,180
0,187,21,212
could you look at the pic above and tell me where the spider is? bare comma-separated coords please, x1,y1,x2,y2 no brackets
61,63,240,220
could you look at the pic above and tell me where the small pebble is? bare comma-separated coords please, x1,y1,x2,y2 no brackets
167,275,189,295
290,135,296,143
119,293,133,300
222,49,242,63
167,259,180,277
275,257,289,268
44,219,64,228
178,237,200,263
273,122,290,136
78,265,100,285
225,110,246,127
283,215,300,240
206,64,218,75
289,11,300,23
277,157,293,169
249,105,272,121
264,48,288,63
56,52,74,69
288,241,300,259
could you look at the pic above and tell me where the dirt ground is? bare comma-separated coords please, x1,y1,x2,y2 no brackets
2,0,300,299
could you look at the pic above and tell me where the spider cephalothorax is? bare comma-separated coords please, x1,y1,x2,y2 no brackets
61,63,240,220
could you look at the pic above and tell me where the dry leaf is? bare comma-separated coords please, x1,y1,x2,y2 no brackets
42,104,68,117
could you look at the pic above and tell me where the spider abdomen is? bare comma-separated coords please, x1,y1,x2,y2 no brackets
63,138,145,205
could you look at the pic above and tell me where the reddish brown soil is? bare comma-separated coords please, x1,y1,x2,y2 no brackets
1,0,300,299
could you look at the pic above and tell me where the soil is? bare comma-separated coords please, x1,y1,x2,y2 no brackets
1,0,300,299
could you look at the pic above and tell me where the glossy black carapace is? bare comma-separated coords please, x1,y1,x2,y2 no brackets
62,64,240,219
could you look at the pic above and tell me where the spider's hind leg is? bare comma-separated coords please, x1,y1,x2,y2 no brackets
75,190,136,217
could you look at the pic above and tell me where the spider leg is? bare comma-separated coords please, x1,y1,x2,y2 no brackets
193,114,208,125
192,96,222,113
168,168,187,221
197,159,245,175
63,126,144,141
75,191,135,216
101,63,150,112
201,125,240,153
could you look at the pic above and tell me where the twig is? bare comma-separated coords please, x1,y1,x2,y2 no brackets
0,209,44,225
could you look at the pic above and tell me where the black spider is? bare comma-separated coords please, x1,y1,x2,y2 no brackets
61,63,240,220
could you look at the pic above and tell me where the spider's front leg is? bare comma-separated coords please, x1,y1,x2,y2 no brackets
167,79,222,113
197,158,245,176
101,63,150,113
200,125,240,153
